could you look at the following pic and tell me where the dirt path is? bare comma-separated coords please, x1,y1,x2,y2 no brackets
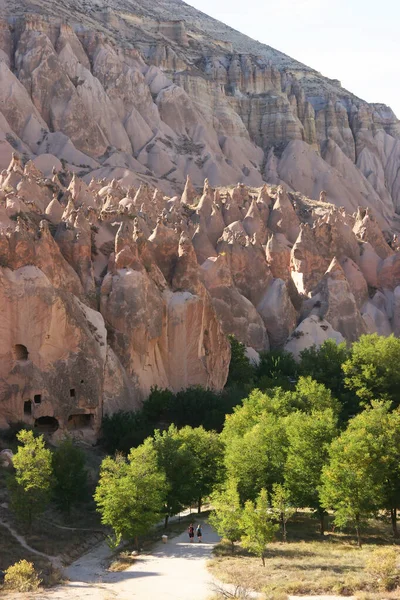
35,519,221,600
0,519,61,567
4,517,354,600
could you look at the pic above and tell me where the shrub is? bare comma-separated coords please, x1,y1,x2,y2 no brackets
4,560,41,592
226,335,255,387
365,547,398,591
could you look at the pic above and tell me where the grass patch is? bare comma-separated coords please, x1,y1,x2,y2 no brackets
208,512,400,600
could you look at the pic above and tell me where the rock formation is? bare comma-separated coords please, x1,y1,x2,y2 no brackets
0,0,397,225
1,154,400,437
0,0,400,438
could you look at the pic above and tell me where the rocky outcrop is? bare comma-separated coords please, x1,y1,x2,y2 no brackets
0,1,397,222
1,154,400,436
0,0,400,438
284,316,345,360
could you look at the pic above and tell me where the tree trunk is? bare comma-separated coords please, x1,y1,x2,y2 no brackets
261,554,265,567
355,518,362,548
391,507,399,538
318,509,325,536
231,540,235,555
135,535,139,551
197,497,202,514
283,519,287,543
164,514,169,529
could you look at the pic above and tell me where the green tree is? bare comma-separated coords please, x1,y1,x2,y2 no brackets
176,426,225,513
255,350,297,390
299,339,358,421
8,430,53,527
271,483,295,542
52,438,87,514
224,411,287,502
382,409,400,537
226,335,255,387
94,440,166,547
240,488,278,566
101,410,154,454
171,387,224,430
292,377,341,417
285,408,338,534
209,478,243,554
320,402,390,546
342,334,400,409
150,425,197,526
222,388,274,441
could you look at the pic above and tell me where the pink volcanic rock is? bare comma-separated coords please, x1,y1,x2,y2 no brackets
180,175,198,205
201,254,269,351
0,264,107,437
353,207,394,259
242,197,268,243
290,224,330,295
268,186,300,244
378,253,400,290
313,258,368,341
217,232,272,306
340,256,369,308
257,279,297,349
285,315,345,360
265,232,291,281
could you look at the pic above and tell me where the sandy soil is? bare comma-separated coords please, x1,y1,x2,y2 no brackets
3,517,353,600
34,519,221,600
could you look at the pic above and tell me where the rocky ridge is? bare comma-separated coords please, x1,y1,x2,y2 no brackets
1,0,400,438
1,155,400,437
0,0,398,229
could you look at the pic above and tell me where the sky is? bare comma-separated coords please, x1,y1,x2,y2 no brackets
186,0,400,118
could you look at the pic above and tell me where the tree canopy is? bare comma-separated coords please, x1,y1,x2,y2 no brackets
94,439,166,546
8,430,53,527
342,334,400,409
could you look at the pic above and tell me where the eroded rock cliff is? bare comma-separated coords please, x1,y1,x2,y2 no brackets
0,0,398,228
1,0,400,438
1,154,400,437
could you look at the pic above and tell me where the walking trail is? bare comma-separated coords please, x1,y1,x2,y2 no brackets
36,519,221,600
5,516,353,600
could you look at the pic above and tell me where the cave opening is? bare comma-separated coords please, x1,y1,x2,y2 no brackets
14,345,29,361
67,414,93,430
23,400,32,415
34,416,59,433
34,394,41,404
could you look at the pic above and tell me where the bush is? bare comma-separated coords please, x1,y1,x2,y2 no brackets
226,335,255,387
4,560,41,592
255,350,297,390
365,547,399,591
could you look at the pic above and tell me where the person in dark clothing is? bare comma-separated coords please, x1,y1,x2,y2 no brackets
196,524,202,542
188,523,194,542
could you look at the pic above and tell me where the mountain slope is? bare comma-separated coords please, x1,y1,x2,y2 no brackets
0,0,399,227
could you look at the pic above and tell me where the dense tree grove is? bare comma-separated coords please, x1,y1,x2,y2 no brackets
94,334,400,553
7,432,88,528
6,333,400,562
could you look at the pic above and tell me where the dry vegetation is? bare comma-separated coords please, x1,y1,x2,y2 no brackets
208,512,400,600
0,440,105,593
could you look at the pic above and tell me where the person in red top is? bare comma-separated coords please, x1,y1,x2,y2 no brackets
188,523,194,542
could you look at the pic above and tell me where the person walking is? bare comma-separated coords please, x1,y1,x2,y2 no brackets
196,524,202,542
188,523,194,543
